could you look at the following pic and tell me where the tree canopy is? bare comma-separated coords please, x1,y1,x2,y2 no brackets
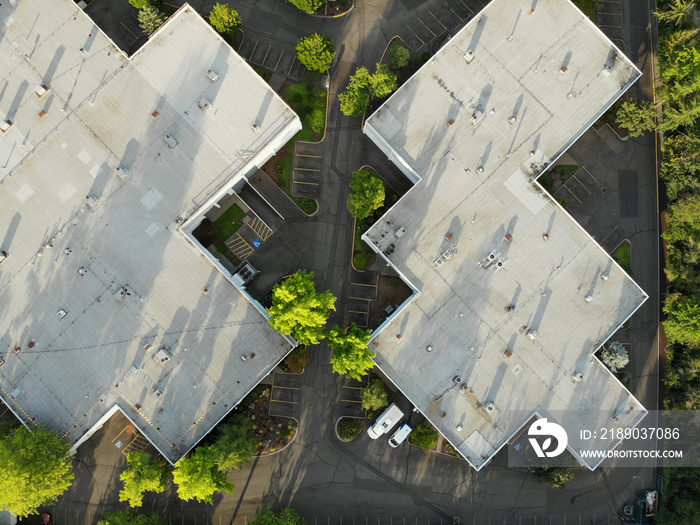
119,451,171,508
347,171,385,220
98,510,167,525
338,65,398,117
288,0,326,15
129,0,161,8
0,426,75,517
267,270,336,346
410,424,438,451
210,414,258,472
296,33,335,73
250,506,306,525
600,341,629,372
327,323,375,380
664,294,700,349
138,6,166,36
173,447,234,504
362,378,388,411
656,0,697,27
615,99,657,137
209,3,242,38
661,133,700,200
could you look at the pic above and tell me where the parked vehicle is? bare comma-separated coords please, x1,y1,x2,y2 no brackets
388,422,413,448
367,403,404,439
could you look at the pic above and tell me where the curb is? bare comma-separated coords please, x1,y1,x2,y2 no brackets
310,1,355,19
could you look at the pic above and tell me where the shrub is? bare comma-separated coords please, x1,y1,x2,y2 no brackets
390,42,410,69
289,0,327,14
129,0,161,8
337,419,360,441
283,346,310,373
600,341,629,372
410,423,438,451
362,378,388,411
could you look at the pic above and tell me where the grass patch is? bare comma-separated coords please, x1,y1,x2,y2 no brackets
353,251,373,270
623,318,632,330
552,165,579,182
295,197,317,214
283,83,326,138
612,242,631,274
572,0,598,20
212,204,246,240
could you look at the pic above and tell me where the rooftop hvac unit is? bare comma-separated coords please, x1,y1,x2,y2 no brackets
1,120,13,133
152,387,164,400
252,123,261,133
484,402,495,413
153,347,171,364
9,387,21,399
464,50,475,64
0,250,9,263
198,98,211,110
471,109,485,124
115,166,129,178
85,194,98,207
206,69,219,82
572,372,584,382
34,84,50,97
114,286,131,301
527,329,539,340
164,134,179,148
395,226,406,238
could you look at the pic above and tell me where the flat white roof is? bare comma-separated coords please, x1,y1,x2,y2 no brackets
364,0,647,470
0,0,300,463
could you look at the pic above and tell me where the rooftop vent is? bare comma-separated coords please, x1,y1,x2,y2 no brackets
464,50,475,64
0,250,9,263
560,66,568,74
509,116,517,124
1,120,13,133
115,166,129,178
483,402,495,413
164,134,179,148
152,387,164,400
0,356,4,366
453,376,461,383
572,372,584,382
206,69,219,82
34,84,50,97
601,271,610,281
252,123,261,133
395,226,406,238
448,119,455,127
57,309,68,319
585,294,593,302
426,345,433,352
198,98,212,111
85,194,98,207
80,47,88,56
38,110,47,119
114,286,131,301
493,258,506,272
504,348,513,358
476,166,484,174
527,329,539,340
151,110,160,118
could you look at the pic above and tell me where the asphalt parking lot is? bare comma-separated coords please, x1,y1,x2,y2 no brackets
398,0,486,51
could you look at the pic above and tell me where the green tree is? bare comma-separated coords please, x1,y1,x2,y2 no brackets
267,270,336,346
661,134,700,200
138,6,166,36
0,426,75,517
250,505,306,525
338,65,398,117
289,0,326,15
410,423,438,451
296,33,335,74
664,294,700,348
529,466,574,489
663,194,700,290
362,378,388,411
327,323,375,380
98,510,166,525
173,447,234,504
615,99,657,137
209,3,242,39
347,171,385,220
390,42,411,69
656,0,697,27
210,414,257,472
119,451,171,508
599,341,629,372
129,0,161,9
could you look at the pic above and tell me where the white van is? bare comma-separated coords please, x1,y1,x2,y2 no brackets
367,403,404,439
388,422,413,448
